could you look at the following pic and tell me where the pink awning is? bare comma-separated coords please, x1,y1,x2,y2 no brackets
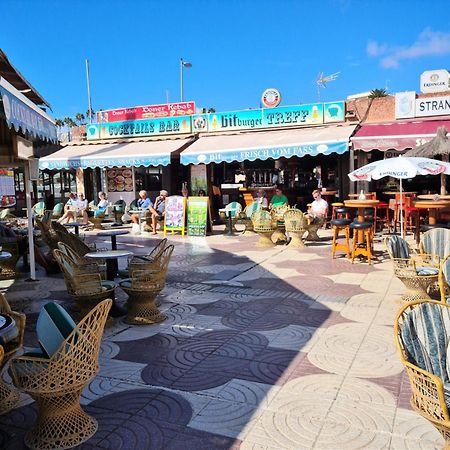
351,119,450,152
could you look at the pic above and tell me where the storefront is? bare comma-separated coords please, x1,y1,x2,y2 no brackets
39,136,194,205
181,102,356,210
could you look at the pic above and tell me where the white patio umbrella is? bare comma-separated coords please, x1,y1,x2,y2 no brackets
348,156,450,236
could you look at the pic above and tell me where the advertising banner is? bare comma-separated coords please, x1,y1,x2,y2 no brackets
0,169,16,207
190,164,207,195
106,168,133,192
187,196,209,236
96,101,196,123
164,195,186,235
86,116,192,140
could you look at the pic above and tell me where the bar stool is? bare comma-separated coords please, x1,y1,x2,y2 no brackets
331,202,344,220
331,207,351,258
350,221,373,264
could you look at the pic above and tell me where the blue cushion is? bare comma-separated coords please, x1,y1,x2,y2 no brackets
36,303,76,358
416,267,439,276
388,235,410,259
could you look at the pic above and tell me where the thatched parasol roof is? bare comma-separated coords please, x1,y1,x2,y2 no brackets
405,127,450,157
405,126,449,195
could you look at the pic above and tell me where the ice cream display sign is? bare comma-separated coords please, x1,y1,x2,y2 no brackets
164,195,186,236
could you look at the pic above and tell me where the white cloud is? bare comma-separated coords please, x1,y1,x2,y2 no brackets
367,29,450,69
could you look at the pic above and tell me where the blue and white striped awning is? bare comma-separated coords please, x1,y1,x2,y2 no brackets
180,125,357,165
39,138,192,170
0,77,57,143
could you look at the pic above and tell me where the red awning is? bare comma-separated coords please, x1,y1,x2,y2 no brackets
351,119,450,152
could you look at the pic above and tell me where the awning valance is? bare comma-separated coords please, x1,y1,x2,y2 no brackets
180,125,357,165
0,77,57,142
351,120,450,152
39,138,193,170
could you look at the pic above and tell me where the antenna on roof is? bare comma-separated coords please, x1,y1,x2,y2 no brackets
316,72,340,101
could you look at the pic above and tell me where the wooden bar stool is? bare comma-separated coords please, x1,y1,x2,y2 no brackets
331,207,351,259
331,202,344,220
350,221,373,264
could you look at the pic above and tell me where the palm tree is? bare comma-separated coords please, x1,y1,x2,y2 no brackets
369,88,388,98
54,119,64,127
75,112,85,125
63,117,76,127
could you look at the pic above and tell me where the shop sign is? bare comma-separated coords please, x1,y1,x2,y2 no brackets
190,164,207,195
395,92,416,119
415,95,450,117
187,196,209,236
0,169,16,207
86,116,192,140
96,101,196,123
261,88,281,108
164,195,186,235
323,102,345,123
420,70,450,93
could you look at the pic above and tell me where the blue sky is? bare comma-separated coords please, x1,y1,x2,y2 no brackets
2,0,450,119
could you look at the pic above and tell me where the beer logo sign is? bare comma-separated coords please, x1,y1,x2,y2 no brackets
261,88,281,108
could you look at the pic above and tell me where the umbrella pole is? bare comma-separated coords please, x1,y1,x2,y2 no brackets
399,178,404,237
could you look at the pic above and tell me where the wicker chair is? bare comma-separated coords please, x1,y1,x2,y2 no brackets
0,208,15,220
386,235,440,302
35,219,59,252
0,237,20,280
284,208,306,248
252,210,275,247
238,202,260,234
395,300,450,448
120,244,174,325
439,255,450,304
304,214,325,241
0,293,25,415
9,299,112,450
270,205,289,243
53,249,115,317
57,242,106,280
123,238,169,278
420,228,450,261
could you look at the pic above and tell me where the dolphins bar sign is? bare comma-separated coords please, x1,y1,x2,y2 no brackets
86,115,192,140
192,101,345,133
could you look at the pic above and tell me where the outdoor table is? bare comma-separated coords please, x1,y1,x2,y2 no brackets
417,194,450,200
344,199,379,241
413,200,450,225
348,193,376,199
382,191,417,196
219,208,235,236
128,209,146,235
97,230,129,251
85,250,132,281
63,221,84,236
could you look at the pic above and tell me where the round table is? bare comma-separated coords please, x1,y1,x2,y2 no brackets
344,199,379,240
348,193,376,199
413,200,450,225
63,221,84,236
97,230,129,251
417,194,450,201
85,250,132,281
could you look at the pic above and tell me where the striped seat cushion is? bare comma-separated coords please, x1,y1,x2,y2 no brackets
416,267,439,276
388,235,410,259
36,303,77,358
400,303,450,382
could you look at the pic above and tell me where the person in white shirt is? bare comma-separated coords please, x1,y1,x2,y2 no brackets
254,189,268,208
57,192,89,224
307,189,328,221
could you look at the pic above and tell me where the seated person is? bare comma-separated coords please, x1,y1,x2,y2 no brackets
58,192,88,224
198,189,206,197
151,190,168,234
270,187,288,208
254,188,268,208
87,191,108,219
307,189,328,223
131,190,158,230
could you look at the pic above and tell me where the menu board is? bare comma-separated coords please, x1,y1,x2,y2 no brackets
187,196,209,236
0,169,16,207
164,196,186,236
106,168,133,192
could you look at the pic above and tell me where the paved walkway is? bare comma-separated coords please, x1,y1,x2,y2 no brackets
0,228,443,449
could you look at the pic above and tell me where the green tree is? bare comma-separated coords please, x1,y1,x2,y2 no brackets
86,108,95,121
369,88,388,98
54,118,64,127
75,112,85,125
63,117,76,127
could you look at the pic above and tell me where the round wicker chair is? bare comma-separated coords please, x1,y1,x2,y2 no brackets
10,299,112,450
0,293,25,415
120,244,174,325
252,210,275,247
238,202,260,234
284,208,306,248
395,300,450,449
270,205,289,243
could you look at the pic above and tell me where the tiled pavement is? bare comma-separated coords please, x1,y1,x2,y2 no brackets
0,227,444,449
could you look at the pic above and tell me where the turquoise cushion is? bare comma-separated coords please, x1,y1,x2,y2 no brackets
101,281,115,291
416,267,439,276
36,303,76,358
119,279,132,289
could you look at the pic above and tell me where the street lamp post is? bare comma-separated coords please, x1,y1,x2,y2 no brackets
180,58,192,102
